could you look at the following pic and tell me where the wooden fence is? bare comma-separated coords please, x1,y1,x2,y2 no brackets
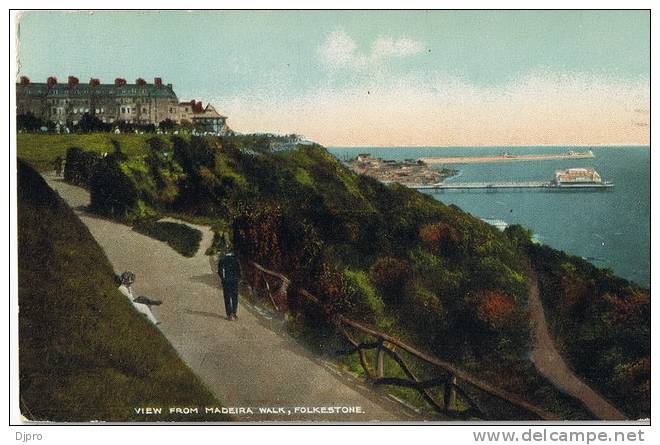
246,260,559,421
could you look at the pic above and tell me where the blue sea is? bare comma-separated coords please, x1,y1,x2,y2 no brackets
328,146,650,288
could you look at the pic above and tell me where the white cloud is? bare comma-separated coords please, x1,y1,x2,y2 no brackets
318,29,424,71
371,37,424,59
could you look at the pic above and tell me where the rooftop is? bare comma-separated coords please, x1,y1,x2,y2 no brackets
17,77,178,99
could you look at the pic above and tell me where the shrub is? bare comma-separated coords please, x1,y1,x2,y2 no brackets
419,222,463,256
89,157,138,219
474,289,516,329
63,146,99,186
369,257,412,305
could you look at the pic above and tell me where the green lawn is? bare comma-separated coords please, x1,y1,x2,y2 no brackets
17,160,229,422
17,133,160,171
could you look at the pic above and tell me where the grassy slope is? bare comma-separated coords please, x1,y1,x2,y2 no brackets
17,161,229,422
19,133,643,420
17,133,155,171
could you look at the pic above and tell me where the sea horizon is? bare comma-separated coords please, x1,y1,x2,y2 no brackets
328,144,650,149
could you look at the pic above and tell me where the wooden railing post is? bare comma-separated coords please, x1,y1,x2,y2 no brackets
444,374,457,412
376,342,385,378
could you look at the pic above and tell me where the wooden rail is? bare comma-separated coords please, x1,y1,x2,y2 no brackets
246,261,560,420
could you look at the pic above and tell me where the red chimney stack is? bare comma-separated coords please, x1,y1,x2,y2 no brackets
47,76,57,88
68,76,79,88
19,76,30,85
114,78,127,87
89,78,100,86
136,78,147,86
154,77,162,87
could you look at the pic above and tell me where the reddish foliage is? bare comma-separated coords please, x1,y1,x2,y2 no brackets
476,290,516,328
603,288,650,326
419,222,462,255
369,257,412,304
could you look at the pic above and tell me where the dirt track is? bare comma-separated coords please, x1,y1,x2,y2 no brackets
44,175,414,422
528,274,627,420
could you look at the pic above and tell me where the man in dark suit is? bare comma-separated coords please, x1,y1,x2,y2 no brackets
219,251,241,320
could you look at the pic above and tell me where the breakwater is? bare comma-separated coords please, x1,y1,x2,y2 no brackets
419,150,594,164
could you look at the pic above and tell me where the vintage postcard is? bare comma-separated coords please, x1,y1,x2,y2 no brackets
13,9,650,426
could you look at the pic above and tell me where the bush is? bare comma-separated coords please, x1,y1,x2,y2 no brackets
89,157,138,219
369,257,412,305
63,147,99,186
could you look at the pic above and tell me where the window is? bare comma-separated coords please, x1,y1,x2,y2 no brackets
121,107,125,113
142,107,147,113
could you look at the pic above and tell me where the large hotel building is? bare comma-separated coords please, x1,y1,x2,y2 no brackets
16,75,228,134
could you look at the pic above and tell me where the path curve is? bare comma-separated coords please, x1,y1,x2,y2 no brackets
44,175,414,422
528,273,627,420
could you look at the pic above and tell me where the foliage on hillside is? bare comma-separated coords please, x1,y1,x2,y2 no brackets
529,244,650,419
21,133,648,419
17,161,228,421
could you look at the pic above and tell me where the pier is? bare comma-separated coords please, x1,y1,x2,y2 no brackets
412,181,613,190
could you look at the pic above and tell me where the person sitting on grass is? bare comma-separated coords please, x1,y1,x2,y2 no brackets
118,271,161,325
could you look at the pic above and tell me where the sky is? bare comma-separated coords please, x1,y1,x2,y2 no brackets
16,10,650,146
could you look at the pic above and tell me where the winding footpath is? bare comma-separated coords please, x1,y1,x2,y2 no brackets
44,175,412,422
528,274,627,420
43,174,627,421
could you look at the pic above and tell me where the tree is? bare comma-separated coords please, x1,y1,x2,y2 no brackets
17,113,49,132
159,119,176,131
76,113,111,133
